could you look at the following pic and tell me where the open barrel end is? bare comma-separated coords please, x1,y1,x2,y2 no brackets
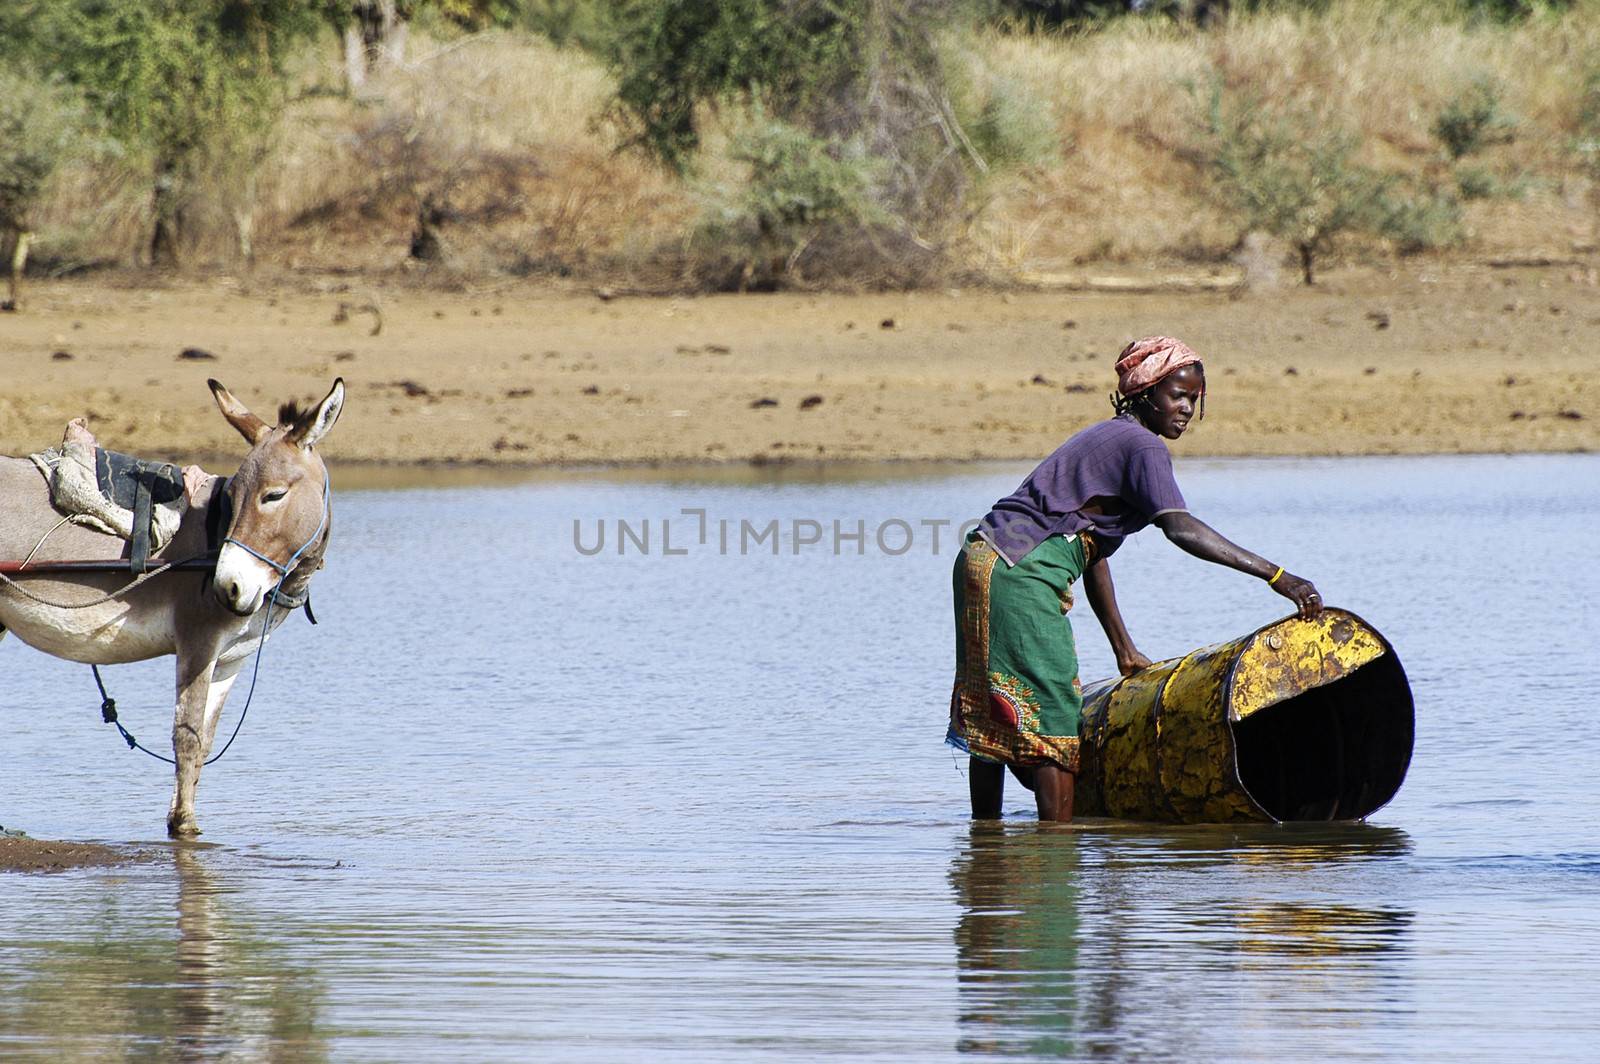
1231,644,1414,822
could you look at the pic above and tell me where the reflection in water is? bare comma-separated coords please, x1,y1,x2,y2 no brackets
951,825,1086,1058
950,824,1416,1059
0,849,326,1061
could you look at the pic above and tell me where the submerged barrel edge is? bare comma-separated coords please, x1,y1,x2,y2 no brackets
1075,639,1266,822
1076,657,1185,821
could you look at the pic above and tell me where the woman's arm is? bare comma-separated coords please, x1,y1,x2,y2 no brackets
1153,511,1323,618
1083,557,1153,676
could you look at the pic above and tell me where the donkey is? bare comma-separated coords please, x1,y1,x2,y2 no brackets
0,379,344,837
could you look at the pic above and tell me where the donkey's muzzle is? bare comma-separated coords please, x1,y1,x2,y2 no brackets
212,542,275,616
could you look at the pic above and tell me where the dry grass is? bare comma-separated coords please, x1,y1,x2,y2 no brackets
24,2,1600,285
968,0,1600,269
253,32,693,279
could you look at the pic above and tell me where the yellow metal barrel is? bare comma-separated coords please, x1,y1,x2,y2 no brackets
1074,608,1413,823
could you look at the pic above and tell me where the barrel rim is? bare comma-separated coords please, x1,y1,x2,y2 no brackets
1220,607,1415,823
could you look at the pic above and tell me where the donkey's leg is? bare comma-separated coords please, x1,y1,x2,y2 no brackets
197,662,243,762
168,650,219,839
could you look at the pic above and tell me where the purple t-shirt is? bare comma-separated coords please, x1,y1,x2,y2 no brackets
978,416,1188,565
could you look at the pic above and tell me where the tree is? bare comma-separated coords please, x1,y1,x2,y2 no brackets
1204,89,1383,285
1202,87,1459,284
328,1,412,92
323,1,521,93
609,0,990,285
0,65,87,309
0,0,322,268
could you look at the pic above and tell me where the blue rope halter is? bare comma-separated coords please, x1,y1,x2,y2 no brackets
222,473,330,592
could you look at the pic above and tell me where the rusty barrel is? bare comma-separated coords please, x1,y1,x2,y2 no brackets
1074,608,1413,823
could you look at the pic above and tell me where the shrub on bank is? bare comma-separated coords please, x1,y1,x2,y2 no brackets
607,0,1011,289
0,67,88,236
972,0,1599,272
692,112,885,289
1200,84,1463,283
0,65,94,307
1433,76,1519,160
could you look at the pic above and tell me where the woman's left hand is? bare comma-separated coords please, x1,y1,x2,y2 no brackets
1273,572,1324,619
1117,649,1152,676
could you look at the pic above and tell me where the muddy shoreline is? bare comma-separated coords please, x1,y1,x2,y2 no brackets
2,264,1596,468
0,832,152,874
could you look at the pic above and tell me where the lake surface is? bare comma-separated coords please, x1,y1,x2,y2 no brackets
3,454,1598,1061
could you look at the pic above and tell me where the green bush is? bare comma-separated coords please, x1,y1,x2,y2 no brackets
611,1,997,285
1453,163,1528,201
1377,186,1463,253
1202,85,1464,280
1433,77,1517,159
607,0,861,175
1203,87,1391,284
0,64,89,232
696,112,884,288
1454,164,1499,200
0,0,321,267
954,67,1061,171
728,116,880,236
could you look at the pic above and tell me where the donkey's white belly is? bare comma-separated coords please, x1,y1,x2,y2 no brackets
0,596,180,664
0,590,278,667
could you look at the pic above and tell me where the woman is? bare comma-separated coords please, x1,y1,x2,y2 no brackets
947,336,1322,822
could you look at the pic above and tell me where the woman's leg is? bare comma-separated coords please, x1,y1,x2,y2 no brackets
1033,764,1076,822
970,756,1005,819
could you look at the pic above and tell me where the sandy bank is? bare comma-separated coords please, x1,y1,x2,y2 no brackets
1,264,1595,469
0,832,150,874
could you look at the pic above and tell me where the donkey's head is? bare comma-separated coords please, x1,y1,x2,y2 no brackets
208,379,344,616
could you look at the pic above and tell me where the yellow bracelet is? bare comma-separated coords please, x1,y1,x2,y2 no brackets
1268,566,1285,586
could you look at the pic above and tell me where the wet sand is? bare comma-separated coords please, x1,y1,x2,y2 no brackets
1,264,1595,468
0,833,148,873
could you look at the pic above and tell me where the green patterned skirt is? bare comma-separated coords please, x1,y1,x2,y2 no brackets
947,531,1091,772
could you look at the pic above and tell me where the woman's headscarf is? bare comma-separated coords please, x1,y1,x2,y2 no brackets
1115,336,1202,397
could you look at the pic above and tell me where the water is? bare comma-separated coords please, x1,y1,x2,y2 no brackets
2,454,1598,1061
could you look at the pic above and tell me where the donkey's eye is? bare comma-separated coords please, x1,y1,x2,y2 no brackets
262,490,288,504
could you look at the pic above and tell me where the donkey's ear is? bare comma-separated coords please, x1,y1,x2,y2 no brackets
288,378,345,451
208,379,270,445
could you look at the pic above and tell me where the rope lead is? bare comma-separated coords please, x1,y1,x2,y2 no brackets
93,593,278,768
94,665,141,751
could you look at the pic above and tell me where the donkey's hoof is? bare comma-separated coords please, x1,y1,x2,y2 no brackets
167,817,202,840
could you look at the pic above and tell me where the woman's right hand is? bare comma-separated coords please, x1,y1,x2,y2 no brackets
1273,572,1323,619
1117,648,1153,676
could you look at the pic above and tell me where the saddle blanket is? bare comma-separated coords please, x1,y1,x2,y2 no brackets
29,419,206,553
